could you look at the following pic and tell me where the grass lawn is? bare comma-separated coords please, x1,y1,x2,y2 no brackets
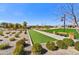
28,29,56,44
43,28,79,39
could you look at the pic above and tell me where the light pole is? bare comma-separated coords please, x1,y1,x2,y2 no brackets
61,14,66,32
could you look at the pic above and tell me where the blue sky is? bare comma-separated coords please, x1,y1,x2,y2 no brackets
0,3,79,26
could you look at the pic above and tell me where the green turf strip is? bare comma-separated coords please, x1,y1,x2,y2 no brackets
29,30,56,44
43,28,79,39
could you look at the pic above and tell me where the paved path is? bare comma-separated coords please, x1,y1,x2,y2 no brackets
33,29,66,40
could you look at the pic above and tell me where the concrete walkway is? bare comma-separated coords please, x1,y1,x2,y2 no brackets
33,29,67,40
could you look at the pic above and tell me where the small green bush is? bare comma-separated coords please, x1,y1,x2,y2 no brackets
19,30,22,33
16,39,25,46
13,39,25,55
56,40,68,49
24,31,27,34
15,33,19,38
74,41,79,51
32,43,43,55
12,32,16,34
63,38,74,46
0,39,2,41
0,31,4,36
6,32,10,34
9,37,16,41
4,36,8,38
13,44,24,55
0,43,9,49
46,41,58,51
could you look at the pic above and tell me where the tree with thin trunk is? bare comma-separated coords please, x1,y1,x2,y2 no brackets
23,21,27,29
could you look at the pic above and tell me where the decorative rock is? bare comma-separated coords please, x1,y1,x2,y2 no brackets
69,33,74,40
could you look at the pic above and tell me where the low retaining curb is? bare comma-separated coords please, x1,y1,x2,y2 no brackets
27,30,33,46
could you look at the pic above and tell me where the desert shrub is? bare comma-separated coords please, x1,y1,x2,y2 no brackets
9,37,16,41
46,41,58,51
13,44,24,55
0,31,4,36
24,31,27,34
0,43,9,49
0,39,2,41
56,40,68,49
22,38,28,41
6,32,10,34
19,30,22,33
16,39,25,46
32,43,43,55
63,38,74,46
74,41,79,51
15,33,19,38
4,36,8,38
12,32,16,34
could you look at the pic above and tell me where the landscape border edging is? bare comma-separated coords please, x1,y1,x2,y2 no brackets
27,30,33,46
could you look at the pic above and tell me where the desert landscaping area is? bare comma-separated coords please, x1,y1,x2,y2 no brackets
1,23,79,55
0,28,31,55
0,3,79,55
1,22,79,55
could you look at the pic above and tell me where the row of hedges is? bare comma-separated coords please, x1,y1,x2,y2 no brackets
46,38,79,51
12,38,79,55
55,32,68,37
13,39,26,55
46,38,75,51
31,38,76,54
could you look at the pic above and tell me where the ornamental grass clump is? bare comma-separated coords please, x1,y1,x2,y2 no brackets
4,36,8,38
6,32,10,34
16,39,26,46
12,32,16,34
15,33,20,38
13,39,26,55
56,40,68,49
0,43,9,49
13,44,24,55
46,41,58,51
0,31,4,36
24,31,27,34
63,38,74,46
74,41,79,51
32,43,44,55
9,37,16,41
